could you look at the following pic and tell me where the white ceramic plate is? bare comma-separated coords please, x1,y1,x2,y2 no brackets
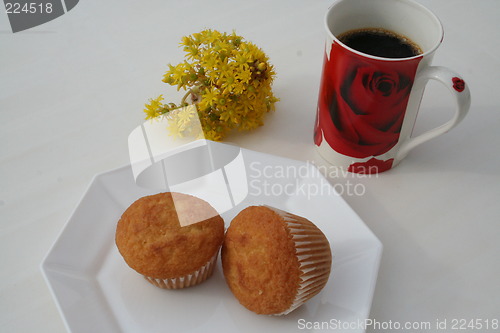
41,141,382,333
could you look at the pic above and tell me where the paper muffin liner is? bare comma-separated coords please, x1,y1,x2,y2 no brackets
143,250,219,289
264,206,332,315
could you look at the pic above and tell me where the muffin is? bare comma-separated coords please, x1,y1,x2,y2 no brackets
221,205,332,315
115,192,224,289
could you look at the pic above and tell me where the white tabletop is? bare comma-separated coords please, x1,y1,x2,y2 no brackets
1,0,499,332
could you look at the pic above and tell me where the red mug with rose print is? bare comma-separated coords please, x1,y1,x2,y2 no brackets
314,0,471,174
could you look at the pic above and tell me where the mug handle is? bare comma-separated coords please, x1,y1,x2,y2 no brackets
396,66,471,160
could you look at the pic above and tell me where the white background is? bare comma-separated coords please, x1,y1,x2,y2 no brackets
1,0,499,332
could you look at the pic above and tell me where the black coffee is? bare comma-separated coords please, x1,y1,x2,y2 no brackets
338,28,422,58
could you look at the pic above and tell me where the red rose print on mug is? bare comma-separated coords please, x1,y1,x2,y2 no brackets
314,112,322,146
347,157,394,174
316,42,422,160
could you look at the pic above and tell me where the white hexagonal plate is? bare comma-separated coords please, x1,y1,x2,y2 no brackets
41,141,382,333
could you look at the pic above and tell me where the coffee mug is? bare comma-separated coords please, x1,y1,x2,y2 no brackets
314,0,471,174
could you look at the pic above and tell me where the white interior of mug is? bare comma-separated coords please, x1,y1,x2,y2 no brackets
325,0,443,59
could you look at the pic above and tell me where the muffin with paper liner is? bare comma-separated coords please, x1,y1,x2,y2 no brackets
221,205,332,315
115,192,224,289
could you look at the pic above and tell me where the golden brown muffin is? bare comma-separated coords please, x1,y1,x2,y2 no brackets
115,192,224,289
222,205,332,315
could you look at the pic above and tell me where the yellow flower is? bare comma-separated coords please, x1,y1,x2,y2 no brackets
166,119,184,138
176,107,194,128
235,68,252,84
145,29,279,141
199,87,218,110
144,95,164,120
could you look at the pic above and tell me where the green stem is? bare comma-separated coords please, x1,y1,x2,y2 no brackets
180,89,192,105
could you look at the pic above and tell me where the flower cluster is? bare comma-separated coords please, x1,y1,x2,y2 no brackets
143,29,279,141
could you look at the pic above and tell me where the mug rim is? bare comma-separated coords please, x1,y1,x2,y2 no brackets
325,0,444,62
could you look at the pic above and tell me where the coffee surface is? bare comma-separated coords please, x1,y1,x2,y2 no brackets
338,28,422,58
